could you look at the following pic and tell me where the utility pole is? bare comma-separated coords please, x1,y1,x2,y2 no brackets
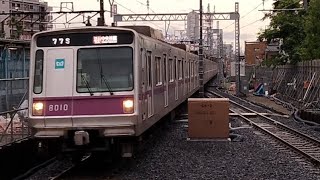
98,0,105,26
235,2,241,96
199,0,204,98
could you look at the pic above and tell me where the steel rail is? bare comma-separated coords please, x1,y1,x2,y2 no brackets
49,153,91,180
13,157,57,180
206,90,320,166
207,90,320,144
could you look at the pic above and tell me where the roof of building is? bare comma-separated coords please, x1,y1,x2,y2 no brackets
0,38,30,45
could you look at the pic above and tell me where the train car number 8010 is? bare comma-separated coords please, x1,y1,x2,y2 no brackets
49,104,69,112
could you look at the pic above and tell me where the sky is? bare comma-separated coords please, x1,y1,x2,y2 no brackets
45,0,274,52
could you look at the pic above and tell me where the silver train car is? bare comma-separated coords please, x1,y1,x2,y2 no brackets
28,26,218,156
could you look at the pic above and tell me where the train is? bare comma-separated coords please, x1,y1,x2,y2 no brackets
28,26,218,157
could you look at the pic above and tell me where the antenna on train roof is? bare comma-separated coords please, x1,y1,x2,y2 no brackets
86,16,92,26
97,0,105,26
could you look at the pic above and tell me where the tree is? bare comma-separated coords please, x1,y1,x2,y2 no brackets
0,21,5,38
300,0,320,60
7,17,23,39
258,0,306,66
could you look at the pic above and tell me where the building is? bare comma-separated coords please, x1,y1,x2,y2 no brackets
0,0,52,40
0,38,30,112
245,41,268,65
265,42,280,60
245,41,280,65
186,11,199,42
223,43,234,61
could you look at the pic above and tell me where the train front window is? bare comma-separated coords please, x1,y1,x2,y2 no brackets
77,47,133,93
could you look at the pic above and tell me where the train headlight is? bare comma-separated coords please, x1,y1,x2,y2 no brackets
123,99,134,114
33,102,44,116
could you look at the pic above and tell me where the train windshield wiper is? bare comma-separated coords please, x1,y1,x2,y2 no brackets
97,50,114,95
80,72,93,96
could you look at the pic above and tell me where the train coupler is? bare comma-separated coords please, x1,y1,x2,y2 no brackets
121,143,133,158
74,131,90,146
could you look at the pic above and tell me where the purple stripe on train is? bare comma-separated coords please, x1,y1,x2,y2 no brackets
34,95,133,116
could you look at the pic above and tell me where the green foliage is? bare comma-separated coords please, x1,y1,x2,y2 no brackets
301,0,320,60
7,17,23,39
258,0,306,66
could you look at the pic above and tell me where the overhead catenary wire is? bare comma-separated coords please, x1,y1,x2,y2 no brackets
222,1,266,30
135,0,157,14
238,0,302,30
240,19,262,29
114,0,165,31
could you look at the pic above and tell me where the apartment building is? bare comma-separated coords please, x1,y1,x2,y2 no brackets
0,0,52,40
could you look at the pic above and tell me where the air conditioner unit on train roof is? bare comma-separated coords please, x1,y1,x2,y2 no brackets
119,26,164,41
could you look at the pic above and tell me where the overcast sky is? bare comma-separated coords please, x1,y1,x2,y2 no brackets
46,0,274,52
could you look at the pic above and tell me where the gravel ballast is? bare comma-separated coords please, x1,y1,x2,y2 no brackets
116,117,319,180
36,89,320,180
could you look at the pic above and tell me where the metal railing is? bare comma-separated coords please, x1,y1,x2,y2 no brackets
0,90,30,146
0,77,29,112
0,108,30,146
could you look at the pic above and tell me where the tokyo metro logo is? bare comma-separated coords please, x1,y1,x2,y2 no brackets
55,59,65,69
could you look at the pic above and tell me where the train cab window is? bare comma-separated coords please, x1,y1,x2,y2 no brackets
77,47,133,93
155,56,162,85
33,50,44,94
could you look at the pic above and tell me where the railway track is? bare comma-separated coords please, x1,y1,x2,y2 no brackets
206,89,320,168
48,154,91,180
13,153,91,180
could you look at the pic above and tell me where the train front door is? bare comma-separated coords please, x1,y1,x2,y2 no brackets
44,48,74,126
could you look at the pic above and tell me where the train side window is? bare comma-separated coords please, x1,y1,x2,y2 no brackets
142,49,145,69
33,49,44,94
147,51,152,87
174,56,177,81
163,54,167,83
194,62,197,77
155,56,162,85
193,61,195,77
169,58,173,82
178,59,182,80
191,61,193,77
184,60,187,78
196,62,198,77
188,60,191,78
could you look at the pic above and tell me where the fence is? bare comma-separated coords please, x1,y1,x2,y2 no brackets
0,78,29,112
0,39,31,146
252,60,320,110
0,89,29,146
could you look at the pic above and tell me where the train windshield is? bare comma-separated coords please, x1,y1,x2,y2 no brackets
77,47,133,93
